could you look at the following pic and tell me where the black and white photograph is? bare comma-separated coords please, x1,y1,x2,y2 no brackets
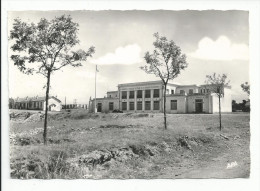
2,1,260,191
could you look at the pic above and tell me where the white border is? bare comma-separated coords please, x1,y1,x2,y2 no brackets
2,1,260,191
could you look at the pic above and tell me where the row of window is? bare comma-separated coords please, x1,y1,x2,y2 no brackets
17,102,43,108
108,100,178,111
122,101,160,111
121,89,160,99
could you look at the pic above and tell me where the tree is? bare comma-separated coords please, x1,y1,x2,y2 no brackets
205,73,230,131
141,33,188,129
241,82,250,97
9,15,95,145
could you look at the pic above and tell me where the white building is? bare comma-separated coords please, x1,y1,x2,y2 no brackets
12,96,62,111
89,80,232,114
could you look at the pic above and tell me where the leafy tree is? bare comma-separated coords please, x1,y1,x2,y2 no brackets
241,82,250,97
9,15,95,145
141,33,188,129
205,73,230,131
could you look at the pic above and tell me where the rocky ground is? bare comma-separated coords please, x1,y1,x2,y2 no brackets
9,109,250,179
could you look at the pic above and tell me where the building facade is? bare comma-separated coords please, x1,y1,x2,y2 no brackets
89,80,232,114
10,96,62,111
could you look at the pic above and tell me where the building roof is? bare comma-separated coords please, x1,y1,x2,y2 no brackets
176,84,199,88
14,96,61,103
118,80,180,87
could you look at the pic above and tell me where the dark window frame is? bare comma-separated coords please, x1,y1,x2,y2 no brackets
109,102,114,110
137,101,142,110
153,89,160,98
137,90,142,99
129,102,135,110
171,100,177,110
129,91,135,99
122,91,127,99
153,101,160,110
145,101,151,110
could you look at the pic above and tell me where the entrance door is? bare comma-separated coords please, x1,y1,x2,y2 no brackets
97,103,102,112
195,99,203,113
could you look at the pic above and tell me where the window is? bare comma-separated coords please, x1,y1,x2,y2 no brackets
34,102,36,108
109,95,111,98
171,100,177,110
129,102,135,110
145,90,151,98
129,91,134,99
207,89,209,93
122,91,127,99
109,102,114,110
122,102,127,110
171,90,174,94
201,89,203,93
166,89,169,94
180,90,185,94
153,89,159,98
137,101,142,110
145,101,151,110
189,89,193,94
203,89,206,93
153,101,159,110
137,90,142,98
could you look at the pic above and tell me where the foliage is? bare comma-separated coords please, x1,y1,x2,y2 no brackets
9,15,95,77
241,82,250,96
205,73,230,97
141,33,188,84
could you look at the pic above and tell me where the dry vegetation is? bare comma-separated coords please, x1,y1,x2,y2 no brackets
9,109,250,179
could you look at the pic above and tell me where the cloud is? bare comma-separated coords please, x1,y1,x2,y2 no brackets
90,44,142,65
76,71,107,82
189,36,249,61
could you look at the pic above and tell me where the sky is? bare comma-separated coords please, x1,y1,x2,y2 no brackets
8,10,249,104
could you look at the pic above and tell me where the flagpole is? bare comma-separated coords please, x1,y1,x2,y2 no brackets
95,65,97,113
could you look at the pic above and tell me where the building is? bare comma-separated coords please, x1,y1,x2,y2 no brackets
62,104,88,110
89,80,232,114
10,96,62,111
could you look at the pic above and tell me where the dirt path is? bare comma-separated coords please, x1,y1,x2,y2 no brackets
177,131,250,178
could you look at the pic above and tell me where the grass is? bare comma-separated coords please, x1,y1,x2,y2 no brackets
9,110,250,179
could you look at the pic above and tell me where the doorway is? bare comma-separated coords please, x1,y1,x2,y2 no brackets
97,103,102,112
195,99,203,113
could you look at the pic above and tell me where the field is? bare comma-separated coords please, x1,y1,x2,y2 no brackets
9,110,250,179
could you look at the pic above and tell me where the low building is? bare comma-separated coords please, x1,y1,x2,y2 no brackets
89,80,232,114
62,104,88,110
11,96,62,111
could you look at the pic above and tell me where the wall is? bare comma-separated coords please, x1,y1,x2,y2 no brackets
165,95,186,113
176,86,199,94
43,98,62,111
212,88,232,113
186,95,211,113
89,98,119,113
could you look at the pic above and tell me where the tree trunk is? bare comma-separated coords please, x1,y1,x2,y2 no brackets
163,83,167,130
218,95,222,131
43,71,51,145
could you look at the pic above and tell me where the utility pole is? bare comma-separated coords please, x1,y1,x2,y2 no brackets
95,65,98,113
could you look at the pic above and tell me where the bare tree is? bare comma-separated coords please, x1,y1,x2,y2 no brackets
205,73,230,131
9,15,95,145
141,33,188,129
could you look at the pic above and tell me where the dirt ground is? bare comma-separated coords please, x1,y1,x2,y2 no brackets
9,110,250,179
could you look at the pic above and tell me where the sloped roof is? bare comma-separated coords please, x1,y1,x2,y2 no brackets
14,96,61,103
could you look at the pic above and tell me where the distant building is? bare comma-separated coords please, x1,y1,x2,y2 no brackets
89,80,232,114
10,96,62,111
62,104,88,110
